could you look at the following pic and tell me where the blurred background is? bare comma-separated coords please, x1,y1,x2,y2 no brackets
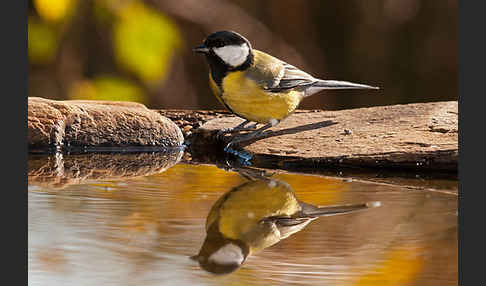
28,0,457,111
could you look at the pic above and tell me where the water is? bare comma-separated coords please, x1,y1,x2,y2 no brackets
28,154,457,286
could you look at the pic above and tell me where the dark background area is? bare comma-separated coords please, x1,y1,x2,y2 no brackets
28,0,457,111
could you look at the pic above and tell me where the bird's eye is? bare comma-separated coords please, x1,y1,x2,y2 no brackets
205,38,226,49
213,40,225,48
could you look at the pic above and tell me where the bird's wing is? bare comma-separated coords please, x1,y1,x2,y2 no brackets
270,62,317,92
262,201,381,239
246,50,317,92
261,216,314,240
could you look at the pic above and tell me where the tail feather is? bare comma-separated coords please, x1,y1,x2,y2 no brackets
304,80,380,97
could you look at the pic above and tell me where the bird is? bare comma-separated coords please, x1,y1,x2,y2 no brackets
193,30,379,150
191,171,381,275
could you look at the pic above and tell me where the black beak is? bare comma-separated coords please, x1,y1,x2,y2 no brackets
193,44,210,54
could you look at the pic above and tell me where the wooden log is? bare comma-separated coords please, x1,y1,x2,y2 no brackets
28,97,457,173
187,101,458,173
28,97,184,152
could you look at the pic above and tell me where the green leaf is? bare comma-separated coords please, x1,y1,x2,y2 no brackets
113,2,182,85
28,17,58,65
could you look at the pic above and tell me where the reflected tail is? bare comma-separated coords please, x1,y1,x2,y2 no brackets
302,201,381,217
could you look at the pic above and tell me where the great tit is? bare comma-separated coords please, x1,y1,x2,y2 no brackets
191,173,381,275
193,30,379,148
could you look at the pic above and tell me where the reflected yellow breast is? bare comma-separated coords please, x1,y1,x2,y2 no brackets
221,71,302,123
217,180,300,241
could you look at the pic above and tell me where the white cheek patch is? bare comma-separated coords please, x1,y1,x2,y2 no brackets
208,243,244,265
213,44,250,67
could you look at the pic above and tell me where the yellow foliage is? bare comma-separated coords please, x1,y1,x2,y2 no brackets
68,76,146,103
153,164,244,203
112,2,182,84
151,165,348,206
275,173,348,206
356,245,424,286
118,212,154,233
28,17,58,64
33,0,76,22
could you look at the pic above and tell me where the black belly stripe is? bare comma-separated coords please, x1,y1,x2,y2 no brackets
219,94,236,115
209,72,236,114
206,54,237,113
205,51,254,119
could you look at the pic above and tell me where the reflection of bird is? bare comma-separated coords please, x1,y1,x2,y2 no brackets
191,174,380,275
194,30,379,149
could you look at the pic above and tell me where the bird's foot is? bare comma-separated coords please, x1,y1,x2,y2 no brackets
216,128,232,140
221,119,280,164
224,142,253,165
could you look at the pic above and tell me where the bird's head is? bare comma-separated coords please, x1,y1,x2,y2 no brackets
191,242,247,275
193,30,253,69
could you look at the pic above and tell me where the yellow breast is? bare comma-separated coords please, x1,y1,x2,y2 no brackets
220,71,302,123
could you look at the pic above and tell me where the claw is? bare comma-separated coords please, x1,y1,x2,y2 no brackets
224,143,253,163
216,128,230,140
221,118,280,164
223,142,234,153
246,123,258,130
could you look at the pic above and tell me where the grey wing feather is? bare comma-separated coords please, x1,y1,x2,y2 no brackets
261,216,314,240
245,50,318,92
265,201,379,239
267,63,317,92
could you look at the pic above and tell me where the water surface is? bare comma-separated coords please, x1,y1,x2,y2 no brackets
28,156,457,286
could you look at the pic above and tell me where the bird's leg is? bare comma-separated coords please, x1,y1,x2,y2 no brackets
221,119,250,133
224,119,280,151
217,120,259,138
241,122,259,131
218,120,250,134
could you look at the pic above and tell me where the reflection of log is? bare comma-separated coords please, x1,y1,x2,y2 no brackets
188,101,458,173
28,149,183,188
